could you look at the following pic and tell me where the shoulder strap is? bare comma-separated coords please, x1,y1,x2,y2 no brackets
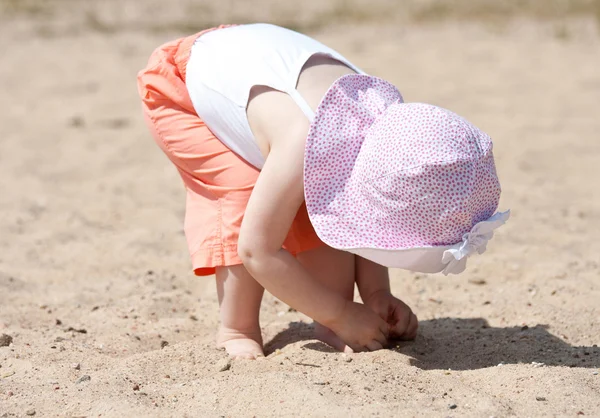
288,89,315,123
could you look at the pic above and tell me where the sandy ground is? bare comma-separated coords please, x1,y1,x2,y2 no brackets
1,4,600,417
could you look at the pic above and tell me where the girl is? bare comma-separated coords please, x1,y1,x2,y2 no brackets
137,23,509,359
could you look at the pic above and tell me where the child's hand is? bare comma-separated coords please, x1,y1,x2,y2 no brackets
364,290,418,340
328,300,390,352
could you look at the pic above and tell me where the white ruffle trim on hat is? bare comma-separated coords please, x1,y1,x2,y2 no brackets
441,210,511,275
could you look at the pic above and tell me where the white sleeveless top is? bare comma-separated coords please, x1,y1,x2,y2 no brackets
185,23,364,169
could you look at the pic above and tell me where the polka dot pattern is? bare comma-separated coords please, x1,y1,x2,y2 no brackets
304,74,501,251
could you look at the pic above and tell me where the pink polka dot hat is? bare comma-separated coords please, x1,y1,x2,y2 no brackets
304,74,510,275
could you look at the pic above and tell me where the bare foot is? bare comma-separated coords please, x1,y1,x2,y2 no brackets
314,322,353,353
216,327,264,359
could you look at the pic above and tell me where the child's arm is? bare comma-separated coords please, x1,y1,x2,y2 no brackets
355,256,392,302
356,256,419,340
238,121,389,352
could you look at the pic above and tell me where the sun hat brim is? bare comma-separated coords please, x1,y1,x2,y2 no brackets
303,74,506,275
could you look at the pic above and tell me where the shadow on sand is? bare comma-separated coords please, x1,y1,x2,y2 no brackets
264,318,600,370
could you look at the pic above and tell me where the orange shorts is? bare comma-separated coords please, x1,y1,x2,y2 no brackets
136,26,324,276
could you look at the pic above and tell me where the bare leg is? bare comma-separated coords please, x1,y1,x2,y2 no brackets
215,264,265,359
296,246,355,352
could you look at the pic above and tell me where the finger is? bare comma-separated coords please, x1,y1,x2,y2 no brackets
391,308,411,338
379,321,390,340
400,313,419,341
375,305,389,322
366,340,384,351
325,331,353,353
408,312,419,339
375,328,389,348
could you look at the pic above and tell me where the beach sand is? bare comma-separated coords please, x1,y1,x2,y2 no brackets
1,1,599,416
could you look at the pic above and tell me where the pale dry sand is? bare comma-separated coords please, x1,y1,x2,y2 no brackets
1,3,599,417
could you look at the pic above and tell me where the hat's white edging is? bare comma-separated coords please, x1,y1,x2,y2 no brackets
324,210,510,276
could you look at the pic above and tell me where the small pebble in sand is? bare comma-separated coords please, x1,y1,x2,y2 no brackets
216,358,231,372
531,362,545,368
0,334,13,347
536,396,547,401
132,384,140,391
592,371,598,375
7,391,14,397
161,340,169,349
72,363,81,370
65,327,87,334
26,410,36,416
76,375,91,384
68,115,85,128
448,404,457,409
341,354,352,363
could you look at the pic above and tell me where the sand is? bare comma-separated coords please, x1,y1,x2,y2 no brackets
1,2,599,417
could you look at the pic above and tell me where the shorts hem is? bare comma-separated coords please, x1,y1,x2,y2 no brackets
191,239,327,277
